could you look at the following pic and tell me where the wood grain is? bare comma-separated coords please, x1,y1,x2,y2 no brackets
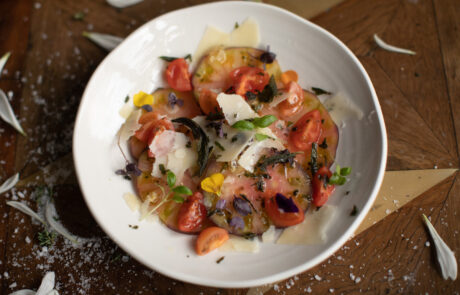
0,0,459,293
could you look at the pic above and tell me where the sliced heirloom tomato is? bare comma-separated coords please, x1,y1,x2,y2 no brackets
265,193,305,227
229,66,269,97
312,166,335,207
195,227,229,256
134,112,174,157
177,192,207,233
289,109,322,152
165,58,192,91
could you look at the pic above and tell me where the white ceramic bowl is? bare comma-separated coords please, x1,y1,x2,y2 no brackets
73,1,387,288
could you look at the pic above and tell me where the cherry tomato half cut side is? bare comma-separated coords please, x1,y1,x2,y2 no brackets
265,196,305,227
289,109,322,152
229,66,269,96
165,58,192,92
195,227,229,256
177,192,207,233
312,166,335,207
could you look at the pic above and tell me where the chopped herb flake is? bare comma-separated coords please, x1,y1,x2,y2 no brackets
216,256,225,264
312,87,332,96
350,205,358,216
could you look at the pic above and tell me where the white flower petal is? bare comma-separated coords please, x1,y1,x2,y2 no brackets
423,214,457,280
0,172,19,194
45,200,79,244
82,32,123,51
6,201,46,225
36,272,55,295
0,52,11,78
8,290,36,295
374,34,416,55
0,89,26,136
107,0,144,8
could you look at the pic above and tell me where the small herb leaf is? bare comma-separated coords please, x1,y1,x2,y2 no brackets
172,185,193,196
167,171,176,188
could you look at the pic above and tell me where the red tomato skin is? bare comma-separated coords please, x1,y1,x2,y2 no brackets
289,109,322,152
312,166,335,207
265,197,305,228
197,88,220,115
229,66,269,96
177,192,207,233
165,58,192,92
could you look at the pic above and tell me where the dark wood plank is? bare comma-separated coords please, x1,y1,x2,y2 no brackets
433,0,460,160
371,0,458,161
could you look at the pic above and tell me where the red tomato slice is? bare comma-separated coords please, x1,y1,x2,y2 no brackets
177,192,207,233
195,227,229,256
277,81,304,118
229,66,269,96
265,196,305,227
165,58,192,92
289,109,322,152
312,166,335,207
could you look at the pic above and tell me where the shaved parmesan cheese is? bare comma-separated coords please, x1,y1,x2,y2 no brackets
123,192,141,212
192,18,260,67
262,225,277,243
229,18,260,47
119,101,134,119
323,92,363,125
150,131,196,182
119,109,142,142
238,137,277,172
217,93,257,125
219,235,260,253
277,205,338,245
149,130,176,158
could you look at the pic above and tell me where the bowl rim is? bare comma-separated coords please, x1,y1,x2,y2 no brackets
73,0,388,288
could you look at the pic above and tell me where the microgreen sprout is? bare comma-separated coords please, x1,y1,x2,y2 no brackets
328,165,352,185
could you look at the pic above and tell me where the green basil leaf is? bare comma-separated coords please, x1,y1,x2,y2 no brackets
172,185,193,196
232,120,255,130
340,167,352,176
167,171,176,188
253,115,277,128
328,174,341,185
172,195,185,203
255,133,269,141
312,87,332,96
159,56,178,62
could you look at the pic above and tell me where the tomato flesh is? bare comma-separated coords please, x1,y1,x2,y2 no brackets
229,66,269,97
195,227,229,256
277,81,304,118
177,192,207,233
134,112,174,157
289,109,322,152
165,58,192,91
265,196,305,227
312,166,335,207
197,88,220,115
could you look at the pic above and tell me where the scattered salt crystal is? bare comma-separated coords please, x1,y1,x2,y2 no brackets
314,274,322,281
306,286,312,293
413,245,418,250
385,209,391,214
355,277,361,283
329,288,334,293
273,284,279,291
349,265,354,269
9,282,17,289
350,273,355,280
425,241,430,247
25,236,31,243
34,2,41,9
434,165,438,169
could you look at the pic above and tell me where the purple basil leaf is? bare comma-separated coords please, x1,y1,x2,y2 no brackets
126,163,141,177
141,104,153,112
275,193,299,213
233,197,252,216
229,216,245,230
115,169,127,176
216,199,227,210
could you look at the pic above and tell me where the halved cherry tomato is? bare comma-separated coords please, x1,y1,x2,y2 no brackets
229,66,269,96
277,81,304,118
195,226,229,256
165,58,192,91
197,88,220,115
265,196,305,227
177,192,207,233
312,166,335,207
289,109,322,152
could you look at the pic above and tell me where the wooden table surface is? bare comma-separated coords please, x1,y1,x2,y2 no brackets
0,0,459,294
